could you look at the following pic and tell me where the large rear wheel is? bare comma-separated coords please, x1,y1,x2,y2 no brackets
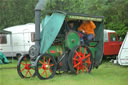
35,54,57,80
68,46,93,74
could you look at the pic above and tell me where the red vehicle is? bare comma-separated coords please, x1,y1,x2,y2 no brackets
104,29,122,56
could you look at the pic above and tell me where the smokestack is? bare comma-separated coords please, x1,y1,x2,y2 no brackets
35,0,48,10
35,0,48,55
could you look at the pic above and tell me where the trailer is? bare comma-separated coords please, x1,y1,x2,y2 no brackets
104,29,122,56
17,0,104,80
0,23,35,58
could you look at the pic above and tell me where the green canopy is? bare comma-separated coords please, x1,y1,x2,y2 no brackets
40,13,66,54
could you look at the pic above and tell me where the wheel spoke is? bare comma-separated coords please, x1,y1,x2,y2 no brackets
48,68,53,73
82,67,84,72
73,58,79,61
25,56,27,64
29,58,31,64
38,67,42,70
49,64,54,66
74,62,80,68
87,64,90,68
39,60,44,65
20,67,25,72
20,62,25,66
85,58,91,64
48,57,51,65
44,71,48,78
76,66,79,74
25,70,29,78
83,48,87,57
75,50,81,59
28,70,32,77
31,68,35,70
41,70,45,76
83,66,89,72
84,53,91,59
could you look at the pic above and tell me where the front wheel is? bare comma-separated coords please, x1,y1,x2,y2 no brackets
17,54,35,78
35,54,57,80
68,45,93,74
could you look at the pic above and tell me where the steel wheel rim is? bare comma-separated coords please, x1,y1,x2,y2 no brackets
73,46,92,74
35,54,57,80
17,55,35,78
68,45,93,74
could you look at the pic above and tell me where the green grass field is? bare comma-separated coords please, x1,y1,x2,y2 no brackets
0,60,128,85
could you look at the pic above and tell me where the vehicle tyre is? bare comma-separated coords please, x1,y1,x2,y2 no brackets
35,54,57,80
17,54,35,78
16,53,22,60
68,45,93,74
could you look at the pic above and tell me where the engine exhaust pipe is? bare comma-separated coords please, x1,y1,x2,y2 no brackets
29,0,48,58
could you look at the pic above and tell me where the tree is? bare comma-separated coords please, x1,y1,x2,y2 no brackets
0,0,127,38
0,0,37,30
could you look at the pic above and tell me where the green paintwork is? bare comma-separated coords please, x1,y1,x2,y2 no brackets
89,47,96,58
46,45,63,57
89,42,97,58
65,31,80,49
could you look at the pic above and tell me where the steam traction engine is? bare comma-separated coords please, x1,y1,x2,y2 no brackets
17,0,104,80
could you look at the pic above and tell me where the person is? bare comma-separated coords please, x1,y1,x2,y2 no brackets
69,22,74,29
68,21,80,31
77,20,96,45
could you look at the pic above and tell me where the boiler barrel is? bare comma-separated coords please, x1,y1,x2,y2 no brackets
46,45,63,57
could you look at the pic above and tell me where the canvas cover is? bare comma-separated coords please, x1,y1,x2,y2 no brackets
40,13,66,54
94,22,104,67
40,12,104,67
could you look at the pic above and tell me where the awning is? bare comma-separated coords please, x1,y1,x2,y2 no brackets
0,30,11,34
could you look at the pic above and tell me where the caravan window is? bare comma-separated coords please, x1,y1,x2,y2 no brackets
0,34,7,44
31,32,35,42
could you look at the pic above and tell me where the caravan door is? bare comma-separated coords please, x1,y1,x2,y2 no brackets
118,32,128,65
23,29,31,53
108,32,121,55
104,32,122,55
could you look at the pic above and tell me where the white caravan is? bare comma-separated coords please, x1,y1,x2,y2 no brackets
118,32,128,65
0,23,35,57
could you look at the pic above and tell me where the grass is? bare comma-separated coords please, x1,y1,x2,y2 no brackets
0,59,17,68
0,60,128,85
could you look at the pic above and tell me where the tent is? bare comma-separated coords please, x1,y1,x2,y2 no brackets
117,32,128,65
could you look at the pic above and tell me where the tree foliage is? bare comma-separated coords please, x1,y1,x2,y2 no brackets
0,0,37,30
47,0,128,37
0,0,128,37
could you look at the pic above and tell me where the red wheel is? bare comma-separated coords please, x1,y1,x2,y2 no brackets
35,54,57,80
17,54,35,78
68,46,93,74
